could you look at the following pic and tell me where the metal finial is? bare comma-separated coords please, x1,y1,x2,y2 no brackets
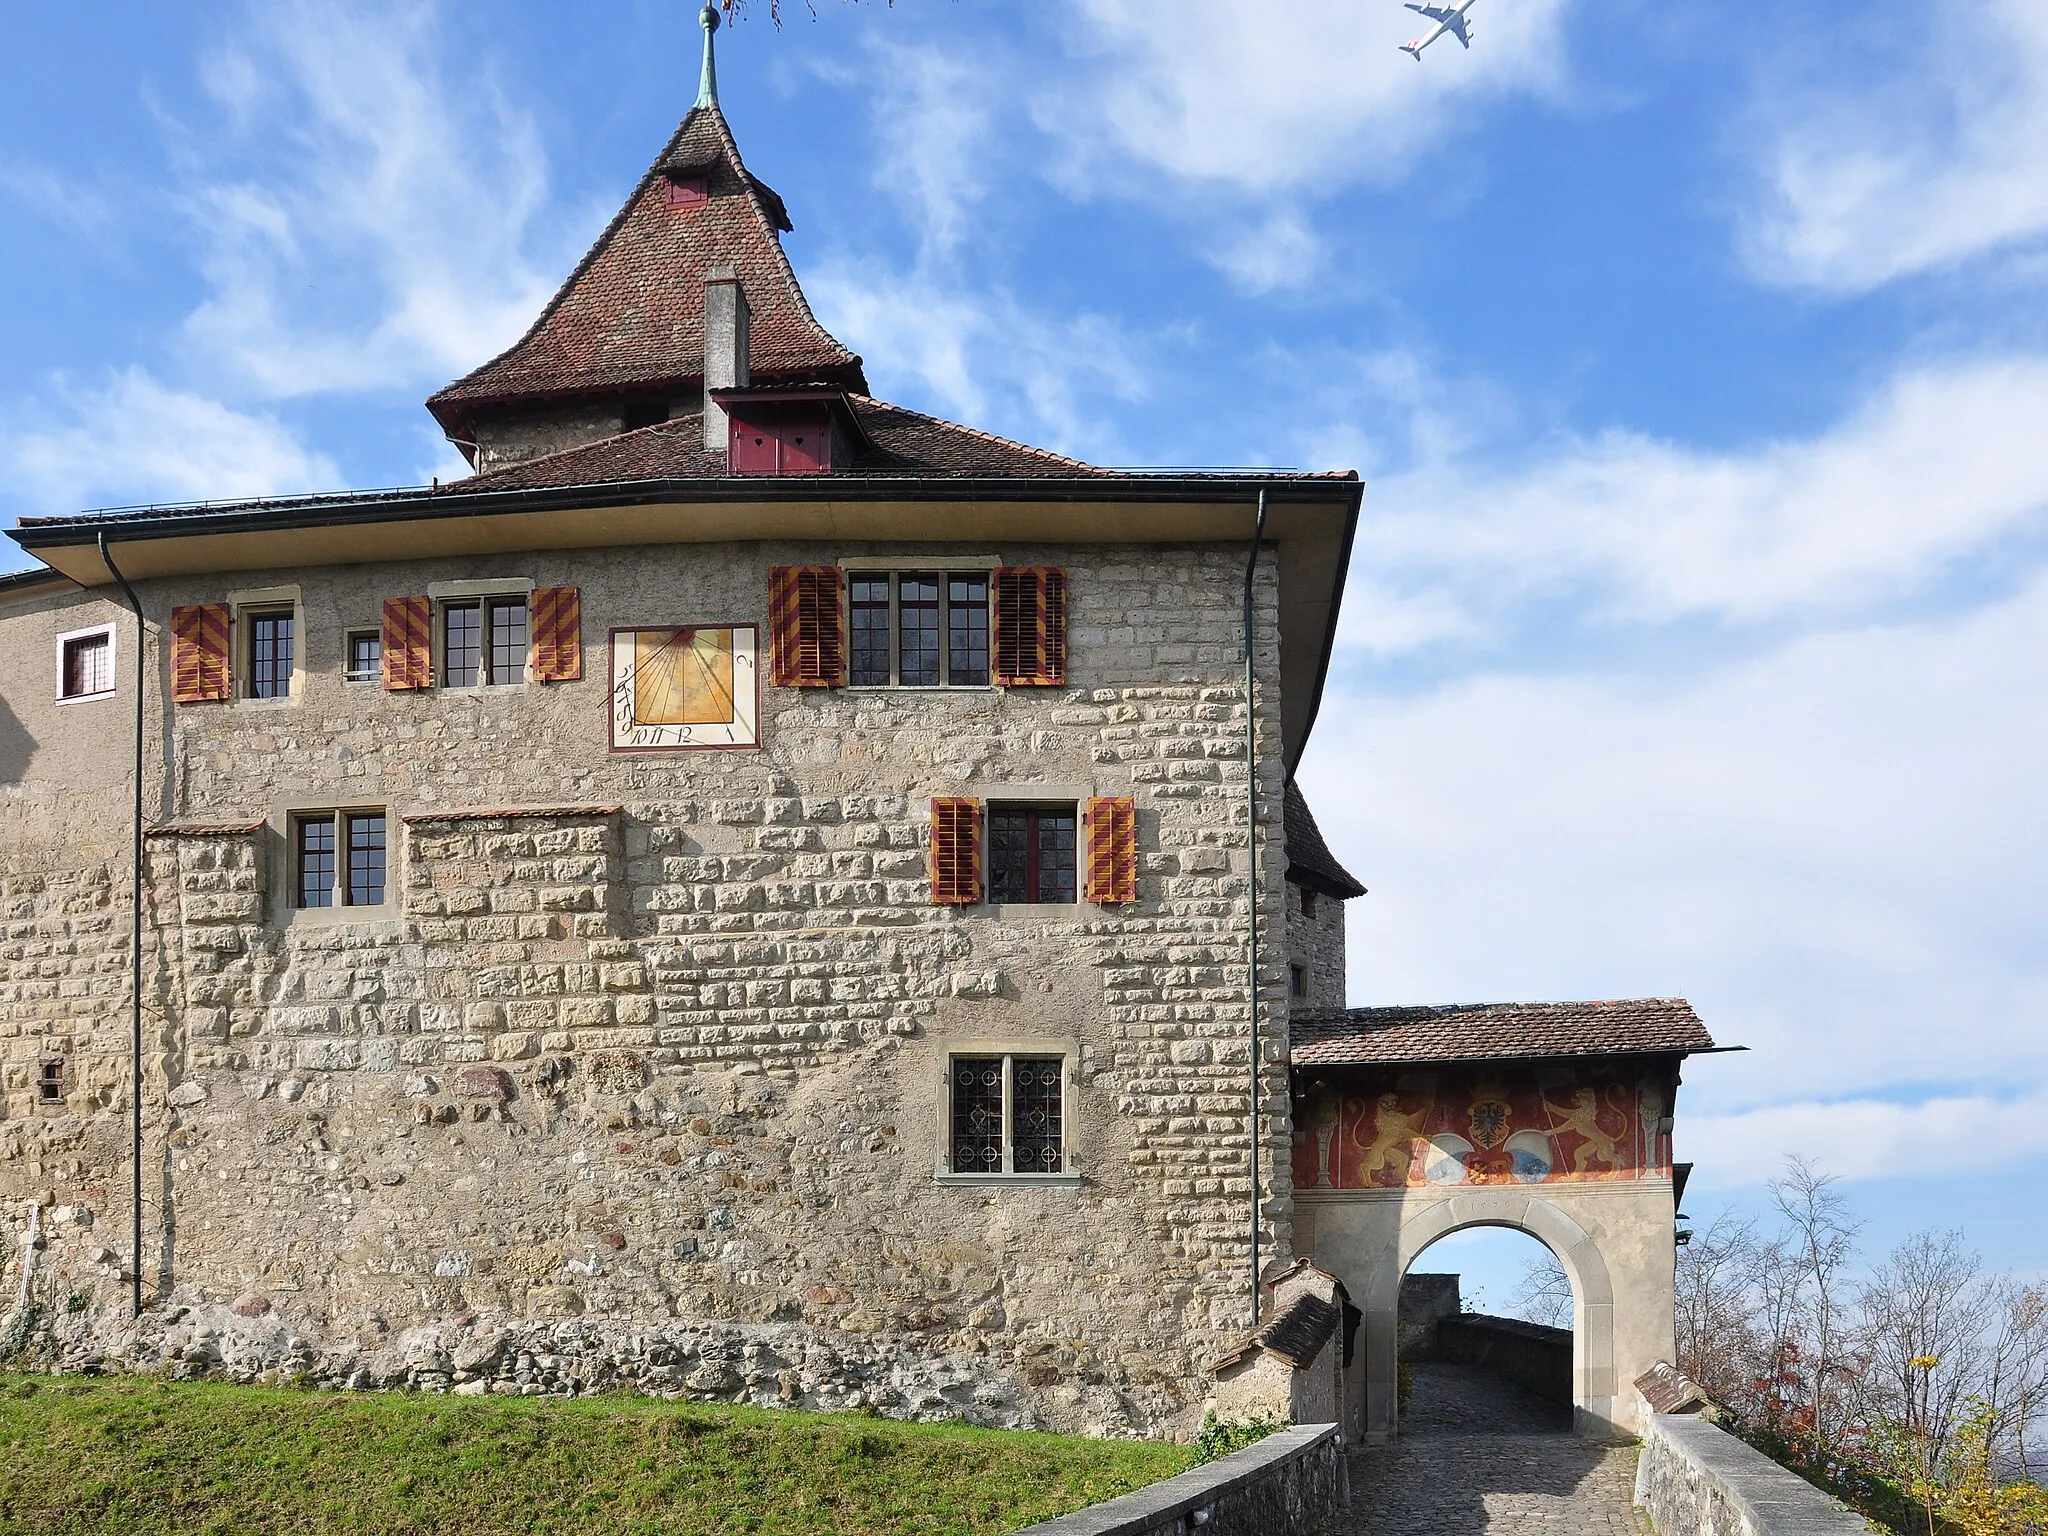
696,4,721,109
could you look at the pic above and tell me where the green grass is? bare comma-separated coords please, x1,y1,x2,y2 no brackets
0,1374,1191,1535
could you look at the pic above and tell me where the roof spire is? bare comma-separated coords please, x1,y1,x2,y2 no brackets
696,4,721,109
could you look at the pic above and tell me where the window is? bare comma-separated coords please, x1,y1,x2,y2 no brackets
1290,964,1309,999
949,1055,1065,1175
846,572,990,688
1301,885,1319,918
247,610,294,699
442,597,527,688
37,1060,64,1105
622,397,669,432
57,625,115,701
294,811,388,909
987,806,1077,905
345,631,382,685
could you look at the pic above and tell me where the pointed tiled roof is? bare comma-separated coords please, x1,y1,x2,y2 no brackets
1285,781,1366,898
428,103,864,432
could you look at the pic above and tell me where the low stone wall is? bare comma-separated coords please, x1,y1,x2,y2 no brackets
1635,1411,1866,1536
1436,1315,1571,1404
1011,1424,1345,1536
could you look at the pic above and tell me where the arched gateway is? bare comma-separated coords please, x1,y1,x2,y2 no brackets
1285,1000,1718,1442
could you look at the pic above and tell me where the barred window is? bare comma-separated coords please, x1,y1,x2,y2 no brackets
58,628,114,701
37,1060,64,1105
987,806,1077,905
295,810,389,910
948,1054,1065,1176
844,572,992,688
248,610,294,699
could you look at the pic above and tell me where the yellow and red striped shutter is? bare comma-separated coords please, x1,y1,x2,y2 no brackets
169,604,231,704
1083,796,1137,905
991,567,1067,686
530,586,582,682
768,565,845,687
930,797,982,905
381,597,433,691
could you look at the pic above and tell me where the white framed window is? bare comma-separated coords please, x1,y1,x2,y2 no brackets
55,622,116,703
847,571,991,688
942,1052,1072,1179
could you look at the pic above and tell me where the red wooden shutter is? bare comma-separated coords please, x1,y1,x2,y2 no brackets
930,797,982,905
382,597,433,691
1084,796,1137,905
169,604,231,704
768,565,845,687
991,567,1067,686
530,586,582,682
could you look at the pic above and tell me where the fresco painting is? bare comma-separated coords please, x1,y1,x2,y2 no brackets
1290,1065,1674,1190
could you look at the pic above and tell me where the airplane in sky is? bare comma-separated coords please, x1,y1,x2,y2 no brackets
1399,0,1478,58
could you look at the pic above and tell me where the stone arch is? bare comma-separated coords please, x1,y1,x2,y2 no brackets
1354,1188,1618,1440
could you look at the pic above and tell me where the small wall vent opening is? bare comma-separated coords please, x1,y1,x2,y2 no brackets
37,1060,64,1104
1290,965,1308,999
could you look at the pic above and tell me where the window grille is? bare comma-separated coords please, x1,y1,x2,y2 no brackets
948,1055,1064,1176
59,631,113,699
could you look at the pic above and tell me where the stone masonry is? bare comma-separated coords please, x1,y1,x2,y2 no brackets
0,539,1312,1438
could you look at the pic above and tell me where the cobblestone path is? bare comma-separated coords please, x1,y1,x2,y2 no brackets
1341,1364,1647,1536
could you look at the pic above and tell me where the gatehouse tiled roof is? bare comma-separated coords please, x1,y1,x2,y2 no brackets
1284,781,1365,898
1290,999,1714,1066
427,103,865,431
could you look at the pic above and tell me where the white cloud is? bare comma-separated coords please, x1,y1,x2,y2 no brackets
1742,0,2048,290
864,39,995,260
0,369,340,517
169,0,569,397
1044,0,1574,196
1332,356,2048,651
1302,572,2048,1130
809,264,1150,464
1684,1089,2048,1190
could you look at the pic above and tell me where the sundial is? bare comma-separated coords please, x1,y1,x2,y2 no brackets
609,624,760,750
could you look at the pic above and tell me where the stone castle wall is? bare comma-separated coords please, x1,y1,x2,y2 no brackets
0,539,1305,1437
1282,882,1348,1009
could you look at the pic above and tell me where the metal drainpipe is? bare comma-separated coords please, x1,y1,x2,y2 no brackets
97,532,146,1320
1242,488,1270,1332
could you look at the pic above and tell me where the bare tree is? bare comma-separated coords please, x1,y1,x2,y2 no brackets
1674,1208,1764,1410
1859,1231,1989,1471
1769,1157,1864,1458
1982,1279,2048,1483
1509,1250,1574,1329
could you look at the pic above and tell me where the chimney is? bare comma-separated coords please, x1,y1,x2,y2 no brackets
702,268,751,454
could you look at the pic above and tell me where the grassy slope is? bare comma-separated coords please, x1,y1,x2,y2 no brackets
0,1375,1190,1536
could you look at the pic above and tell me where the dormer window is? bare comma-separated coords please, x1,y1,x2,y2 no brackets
729,410,832,476
664,175,708,209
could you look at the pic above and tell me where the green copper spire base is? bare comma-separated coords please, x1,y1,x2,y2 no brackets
696,4,721,109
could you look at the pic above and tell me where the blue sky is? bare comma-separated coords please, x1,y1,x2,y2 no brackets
4,0,2044,1288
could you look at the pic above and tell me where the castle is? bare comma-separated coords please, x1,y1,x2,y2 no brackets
0,11,1712,1441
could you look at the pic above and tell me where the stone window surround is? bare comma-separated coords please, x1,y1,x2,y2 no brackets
53,620,117,705
932,1036,1083,1187
426,577,535,691
227,585,302,709
838,554,1000,692
940,780,1105,921
268,794,403,928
